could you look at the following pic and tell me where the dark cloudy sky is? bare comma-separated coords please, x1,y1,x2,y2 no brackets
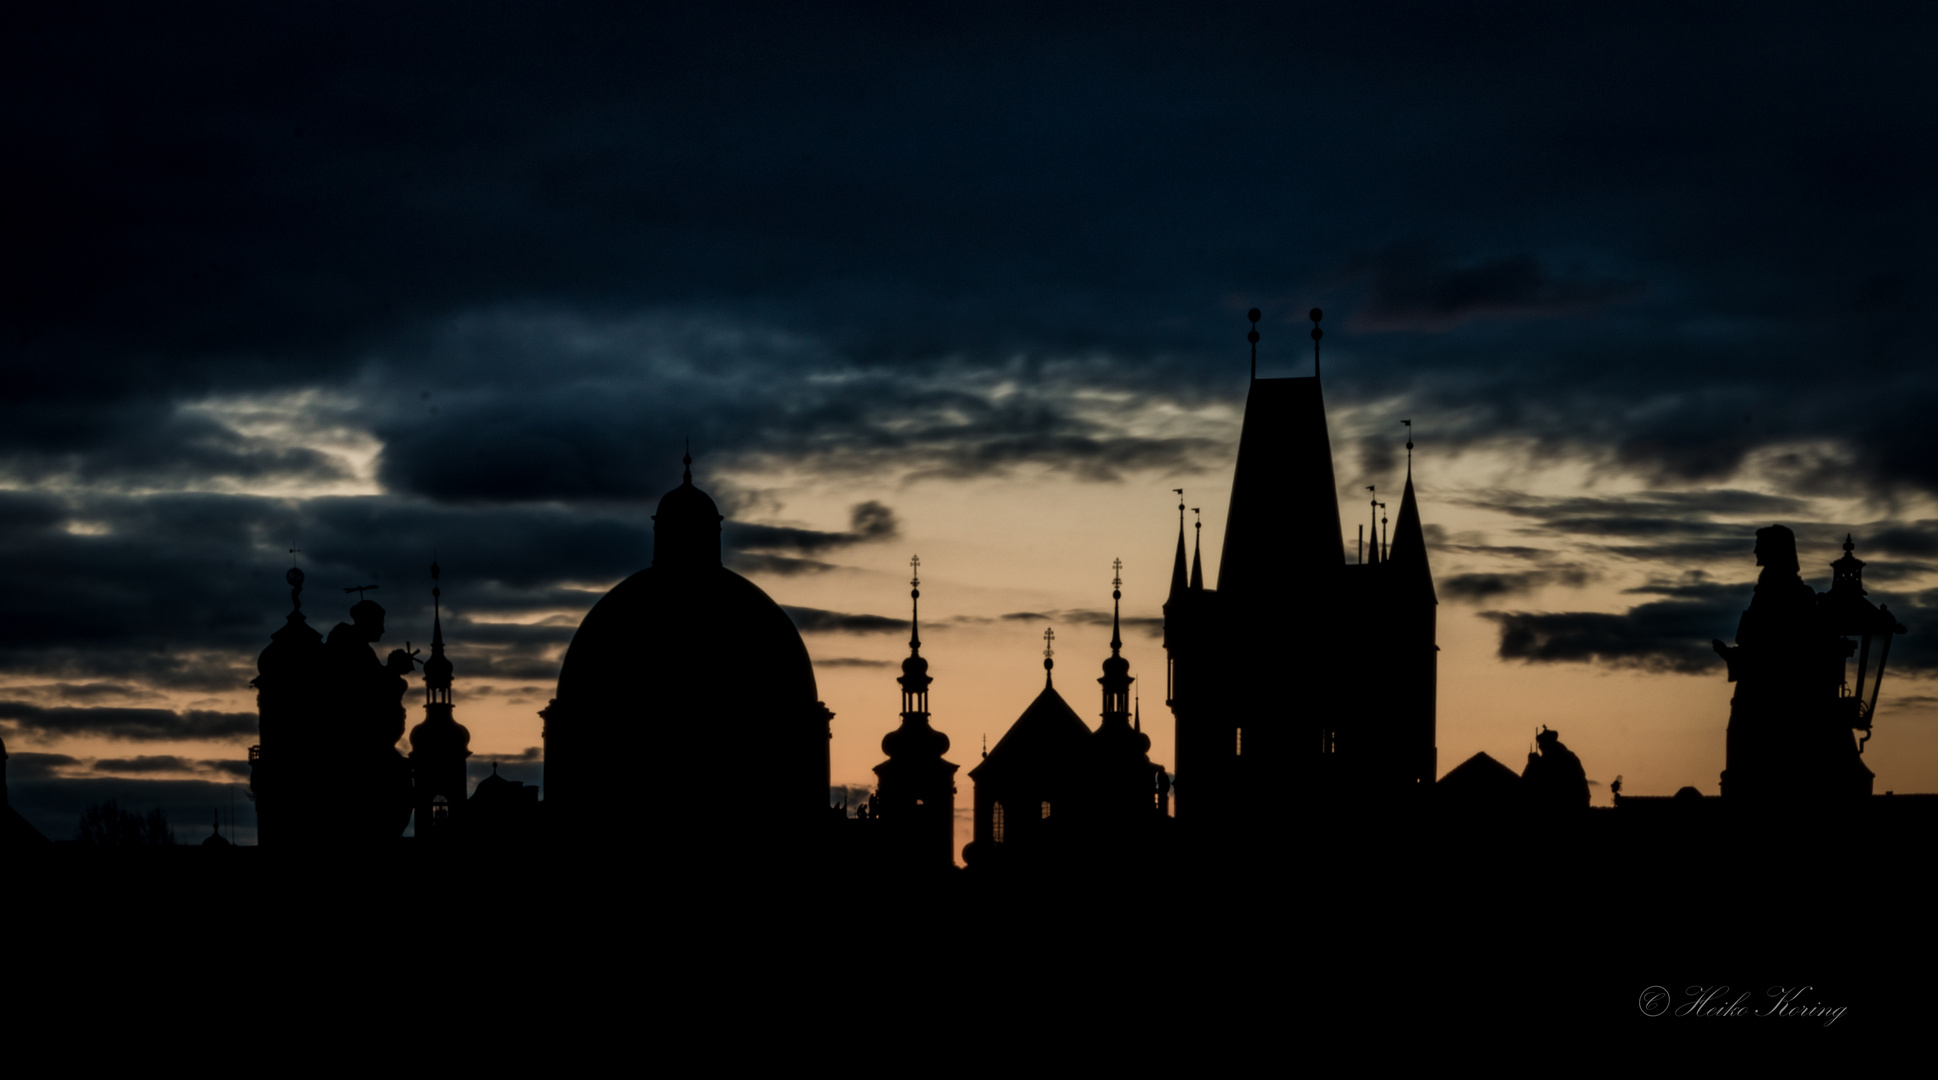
5,2,1936,844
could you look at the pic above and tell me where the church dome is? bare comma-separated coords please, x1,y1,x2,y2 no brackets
545,459,828,859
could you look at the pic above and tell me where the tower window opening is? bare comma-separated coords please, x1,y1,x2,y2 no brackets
992,802,1005,843
1236,727,1243,756
1041,800,1052,819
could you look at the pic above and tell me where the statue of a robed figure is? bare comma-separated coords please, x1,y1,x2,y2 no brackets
1713,526,1897,804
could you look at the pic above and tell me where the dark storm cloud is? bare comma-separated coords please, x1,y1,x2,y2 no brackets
1451,492,1917,574
0,701,257,742
1346,242,1642,331
999,609,1164,638
1484,575,1938,677
92,755,196,774
4,752,82,781
5,2,1929,504
1441,566,1592,603
0,485,918,693
730,501,898,552
783,607,908,635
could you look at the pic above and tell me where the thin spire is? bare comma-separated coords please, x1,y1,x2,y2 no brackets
1190,508,1204,590
1403,419,1414,475
1042,625,1056,689
1168,489,1188,602
1310,307,1324,379
1247,308,1261,382
1366,487,1380,565
1110,557,1124,654
1380,501,1389,562
682,439,692,484
908,554,922,653
1134,682,1141,733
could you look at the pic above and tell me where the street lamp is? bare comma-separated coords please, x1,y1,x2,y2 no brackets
1822,535,1907,753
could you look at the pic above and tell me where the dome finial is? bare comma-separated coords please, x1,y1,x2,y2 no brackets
1042,625,1056,688
682,438,692,484
285,549,305,614
1403,418,1414,473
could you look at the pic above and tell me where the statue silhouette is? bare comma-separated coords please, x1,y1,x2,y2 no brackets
323,596,416,841
1713,525,1873,803
1522,726,1588,812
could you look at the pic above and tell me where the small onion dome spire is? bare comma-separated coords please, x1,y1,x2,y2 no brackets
1096,563,1147,754
884,554,946,759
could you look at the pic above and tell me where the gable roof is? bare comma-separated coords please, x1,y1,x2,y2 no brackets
969,683,1093,783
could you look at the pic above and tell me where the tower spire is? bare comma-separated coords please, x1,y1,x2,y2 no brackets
1042,626,1056,689
1190,508,1204,590
1168,490,1188,602
1098,563,1134,728
1110,557,1124,655
908,554,922,654
1310,307,1324,380
1366,487,1381,565
1247,308,1261,382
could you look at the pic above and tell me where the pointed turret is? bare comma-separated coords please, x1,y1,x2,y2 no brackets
1189,509,1205,591
1387,452,1434,602
1168,492,1189,603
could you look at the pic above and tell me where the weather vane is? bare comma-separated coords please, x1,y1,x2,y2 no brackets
344,584,380,601
1247,308,1261,381
1310,307,1324,379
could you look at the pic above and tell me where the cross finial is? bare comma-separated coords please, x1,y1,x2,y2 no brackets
909,553,921,587
1112,557,1123,589
1042,626,1055,658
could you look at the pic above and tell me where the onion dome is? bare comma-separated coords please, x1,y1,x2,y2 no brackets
882,556,948,760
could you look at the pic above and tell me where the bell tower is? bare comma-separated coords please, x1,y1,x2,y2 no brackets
870,555,960,870
408,559,471,840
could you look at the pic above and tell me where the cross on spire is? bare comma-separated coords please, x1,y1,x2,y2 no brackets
909,553,921,586
1112,557,1123,589
1042,626,1055,658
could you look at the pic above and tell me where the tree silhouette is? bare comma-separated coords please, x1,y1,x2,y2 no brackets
75,800,177,847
